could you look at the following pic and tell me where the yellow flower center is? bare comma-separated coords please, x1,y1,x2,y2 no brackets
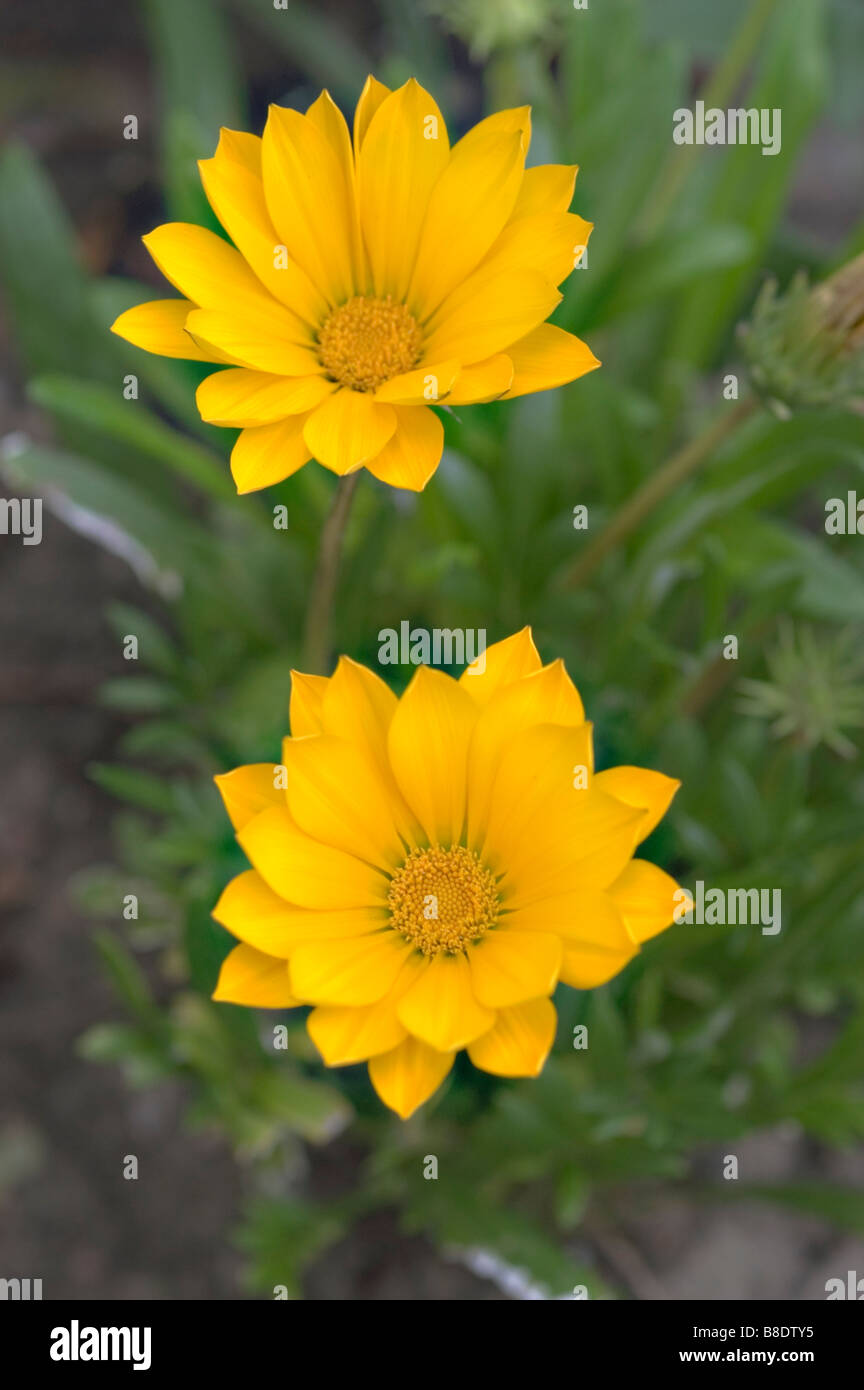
388,846,500,957
318,295,423,392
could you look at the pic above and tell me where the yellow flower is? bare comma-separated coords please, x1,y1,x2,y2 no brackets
211,629,684,1119
111,77,599,495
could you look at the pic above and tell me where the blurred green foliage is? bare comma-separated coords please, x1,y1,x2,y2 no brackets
1,0,863,1298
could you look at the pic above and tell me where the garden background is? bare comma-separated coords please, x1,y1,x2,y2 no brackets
1,0,864,1300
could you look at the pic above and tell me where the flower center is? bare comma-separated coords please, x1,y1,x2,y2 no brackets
318,295,423,392
388,846,500,957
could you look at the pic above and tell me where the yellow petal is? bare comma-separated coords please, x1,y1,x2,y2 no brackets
110,299,220,362
511,163,577,219
321,656,398,768
452,106,531,159
142,222,287,322
374,360,459,405
459,626,542,704
364,406,443,491
198,132,327,327
467,997,556,1077
483,724,642,892
185,308,322,374
398,953,494,1051
559,941,636,990
479,212,593,289
230,416,312,494
238,803,389,906
212,942,300,1007
282,734,408,870
409,130,527,319
290,670,329,736
447,354,514,404
466,662,586,848
214,870,381,956
358,78,450,302
423,267,561,366
353,74,392,153
308,999,406,1066
608,859,685,945
593,766,681,843
197,368,335,426
505,885,632,955
289,932,413,1005
368,1035,454,1119
501,323,600,400
467,929,561,1008
262,104,358,305
214,763,284,832
387,666,478,846
306,89,356,190
303,388,396,474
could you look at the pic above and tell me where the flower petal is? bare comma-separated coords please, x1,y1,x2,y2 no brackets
398,953,494,1051
559,942,636,990
358,78,450,302
387,666,478,846
479,212,593,289
290,670,329,736
321,656,398,769
353,74,392,153
505,885,632,954
511,164,577,219
303,389,397,475
214,870,381,956
459,627,542,704
468,930,561,1008
422,267,560,366
197,368,335,426
374,360,459,405
262,105,358,305
307,999,406,1066
484,725,644,893
110,299,221,362
142,222,290,325
364,405,443,491
467,997,556,1077
230,416,312,493
466,662,586,848
212,942,300,1007
289,932,413,1005
501,323,600,400
368,1035,454,1119
238,803,389,907
608,859,685,945
282,734,409,870
185,309,322,374
409,130,527,319
593,766,681,843
198,131,326,328
214,763,284,832
447,354,514,404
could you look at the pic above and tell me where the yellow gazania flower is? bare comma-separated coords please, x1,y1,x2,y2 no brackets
211,629,685,1119
111,76,599,495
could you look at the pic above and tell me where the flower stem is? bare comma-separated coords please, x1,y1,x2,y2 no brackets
559,395,759,590
302,473,361,675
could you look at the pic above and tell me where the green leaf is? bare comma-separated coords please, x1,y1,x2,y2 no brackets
88,763,178,814
29,375,235,503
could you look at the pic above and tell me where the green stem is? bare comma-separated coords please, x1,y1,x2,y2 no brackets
559,395,758,590
302,473,361,675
